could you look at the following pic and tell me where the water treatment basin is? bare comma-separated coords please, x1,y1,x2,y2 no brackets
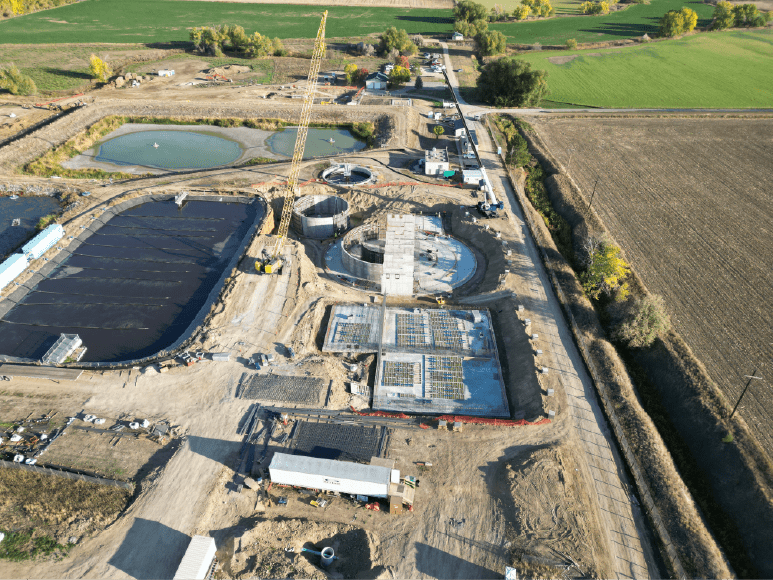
0,196,265,364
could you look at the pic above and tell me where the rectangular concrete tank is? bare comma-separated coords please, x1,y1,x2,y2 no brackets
0,254,28,292
269,452,392,498
173,535,216,580
21,224,64,260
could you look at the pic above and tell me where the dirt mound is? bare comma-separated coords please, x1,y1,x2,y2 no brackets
497,443,614,578
223,518,382,579
206,65,251,76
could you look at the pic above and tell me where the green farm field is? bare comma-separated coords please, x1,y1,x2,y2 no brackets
0,0,453,44
472,0,586,15
491,0,714,44
521,30,773,108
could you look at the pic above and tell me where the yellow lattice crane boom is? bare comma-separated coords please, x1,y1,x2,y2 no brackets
259,10,328,274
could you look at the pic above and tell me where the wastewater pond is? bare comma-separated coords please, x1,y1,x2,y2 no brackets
0,195,61,257
266,127,366,159
0,199,262,363
95,130,243,170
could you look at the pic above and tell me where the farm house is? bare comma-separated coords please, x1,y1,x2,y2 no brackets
365,72,388,91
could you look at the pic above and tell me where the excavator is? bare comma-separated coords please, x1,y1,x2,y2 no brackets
257,11,327,274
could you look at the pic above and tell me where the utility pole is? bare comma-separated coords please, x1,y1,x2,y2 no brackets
730,369,763,419
586,178,599,213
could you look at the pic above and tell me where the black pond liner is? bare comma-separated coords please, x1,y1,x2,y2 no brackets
0,194,266,366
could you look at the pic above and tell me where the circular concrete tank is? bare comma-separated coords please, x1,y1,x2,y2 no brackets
291,194,350,239
341,222,385,283
321,163,375,187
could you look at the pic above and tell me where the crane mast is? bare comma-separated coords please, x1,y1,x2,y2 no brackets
260,10,328,273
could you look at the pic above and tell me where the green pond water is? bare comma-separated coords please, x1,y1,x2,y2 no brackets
95,130,243,170
267,127,366,159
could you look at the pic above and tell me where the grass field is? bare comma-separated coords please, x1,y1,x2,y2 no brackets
0,0,453,44
491,0,715,44
520,30,773,108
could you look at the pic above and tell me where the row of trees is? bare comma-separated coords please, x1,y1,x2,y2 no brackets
581,1,612,15
712,1,772,28
453,1,509,55
189,25,285,58
457,0,553,24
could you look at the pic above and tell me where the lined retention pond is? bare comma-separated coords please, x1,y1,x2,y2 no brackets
66,124,367,173
0,197,263,363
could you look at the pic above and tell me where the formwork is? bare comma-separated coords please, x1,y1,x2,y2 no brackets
291,194,349,239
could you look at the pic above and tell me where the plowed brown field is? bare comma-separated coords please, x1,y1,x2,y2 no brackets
531,117,773,457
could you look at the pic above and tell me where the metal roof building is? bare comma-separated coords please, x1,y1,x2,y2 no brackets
269,452,397,498
0,253,28,292
21,224,64,260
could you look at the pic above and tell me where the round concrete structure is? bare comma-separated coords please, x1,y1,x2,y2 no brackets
291,194,349,239
341,222,385,282
321,163,375,187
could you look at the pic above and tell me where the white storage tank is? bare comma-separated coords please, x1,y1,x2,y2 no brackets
173,535,217,580
269,452,394,498
22,224,64,260
0,254,29,292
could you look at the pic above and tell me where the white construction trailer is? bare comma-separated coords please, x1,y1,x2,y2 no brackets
173,535,217,580
21,224,64,260
0,254,28,292
269,453,398,498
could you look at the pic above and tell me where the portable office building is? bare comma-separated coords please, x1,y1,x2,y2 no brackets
21,224,64,260
0,254,28,292
269,453,396,498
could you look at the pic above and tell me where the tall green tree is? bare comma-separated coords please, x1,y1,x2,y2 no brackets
712,0,735,28
88,54,112,82
613,294,671,348
433,125,445,139
0,64,36,95
379,27,418,56
477,30,507,56
477,57,547,107
453,0,489,23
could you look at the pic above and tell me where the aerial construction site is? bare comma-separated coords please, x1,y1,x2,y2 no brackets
2,5,766,580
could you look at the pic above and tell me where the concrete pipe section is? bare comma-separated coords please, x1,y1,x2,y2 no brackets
324,215,477,294
291,194,350,239
321,163,375,187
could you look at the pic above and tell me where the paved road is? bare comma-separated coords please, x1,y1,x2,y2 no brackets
440,41,658,577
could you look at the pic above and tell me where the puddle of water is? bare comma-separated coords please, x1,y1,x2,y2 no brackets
0,196,61,257
95,130,243,170
267,127,366,159
0,199,262,363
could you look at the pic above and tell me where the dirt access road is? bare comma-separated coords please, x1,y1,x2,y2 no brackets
439,46,657,576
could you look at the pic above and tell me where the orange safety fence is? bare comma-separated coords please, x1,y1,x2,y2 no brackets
35,93,83,108
437,415,551,427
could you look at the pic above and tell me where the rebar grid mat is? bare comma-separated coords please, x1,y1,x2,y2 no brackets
238,373,325,404
288,421,387,463
396,313,428,348
334,322,371,345
382,361,421,388
426,355,464,400
428,310,468,350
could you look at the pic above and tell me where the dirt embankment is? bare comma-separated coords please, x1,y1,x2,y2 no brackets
523,116,773,578
0,99,405,174
505,125,732,578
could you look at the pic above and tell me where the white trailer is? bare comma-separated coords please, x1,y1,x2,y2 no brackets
0,254,28,292
173,535,217,580
269,453,397,498
21,224,64,260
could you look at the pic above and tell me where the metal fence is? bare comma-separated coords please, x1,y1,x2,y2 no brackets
0,459,133,491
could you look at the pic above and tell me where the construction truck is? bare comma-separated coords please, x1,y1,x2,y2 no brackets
257,11,328,274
